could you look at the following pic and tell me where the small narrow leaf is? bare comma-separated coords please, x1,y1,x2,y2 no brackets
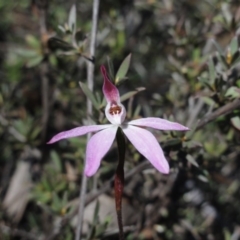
223,228,231,240
133,104,141,118
25,34,41,49
163,139,182,147
79,82,100,110
202,96,216,106
16,49,39,58
120,87,145,102
231,116,240,130
225,86,240,99
185,120,198,139
50,151,62,172
93,199,100,222
198,175,208,182
231,50,240,65
107,56,115,81
212,39,224,55
101,98,107,109
216,51,228,68
58,25,66,33
186,154,199,167
48,37,74,51
68,5,76,34
198,76,208,84
198,76,214,90
208,58,216,84
230,36,238,55
26,56,43,68
115,53,132,84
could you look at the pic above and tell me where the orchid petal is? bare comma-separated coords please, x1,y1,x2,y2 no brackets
122,125,169,174
47,125,112,144
101,65,120,103
128,117,189,131
85,126,118,177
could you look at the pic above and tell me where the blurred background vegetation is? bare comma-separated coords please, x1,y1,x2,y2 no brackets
0,0,240,239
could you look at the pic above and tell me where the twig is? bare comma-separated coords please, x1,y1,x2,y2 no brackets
196,99,240,130
75,1,100,240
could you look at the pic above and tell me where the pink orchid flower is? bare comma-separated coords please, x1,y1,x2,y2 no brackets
48,65,189,177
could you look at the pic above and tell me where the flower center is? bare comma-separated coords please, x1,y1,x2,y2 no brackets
109,105,122,115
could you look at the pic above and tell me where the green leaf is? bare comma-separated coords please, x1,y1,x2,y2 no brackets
68,4,76,34
48,37,74,51
29,126,41,140
133,104,141,118
115,53,132,84
52,192,62,212
212,39,224,55
204,139,227,157
49,54,57,66
198,76,214,90
216,51,228,68
225,86,240,99
107,56,115,81
120,87,145,102
50,151,62,172
237,80,240,88
26,55,43,68
86,200,100,240
100,98,107,110
41,177,52,191
208,58,216,84
230,36,238,55
231,50,240,65
58,25,66,33
25,34,41,49
16,49,39,58
185,120,199,139
198,175,208,182
93,200,100,224
231,116,240,130
223,228,231,240
163,139,182,147
34,191,52,203
202,96,216,106
79,82,100,110
186,154,199,167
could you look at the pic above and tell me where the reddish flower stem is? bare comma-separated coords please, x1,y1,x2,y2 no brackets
115,128,126,240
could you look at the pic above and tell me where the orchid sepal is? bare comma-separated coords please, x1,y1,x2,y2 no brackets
101,65,120,104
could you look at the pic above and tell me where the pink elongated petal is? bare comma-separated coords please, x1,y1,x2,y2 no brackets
84,126,118,177
47,125,112,144
101,65,120,103
128,117,189,131
122,125,169,174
